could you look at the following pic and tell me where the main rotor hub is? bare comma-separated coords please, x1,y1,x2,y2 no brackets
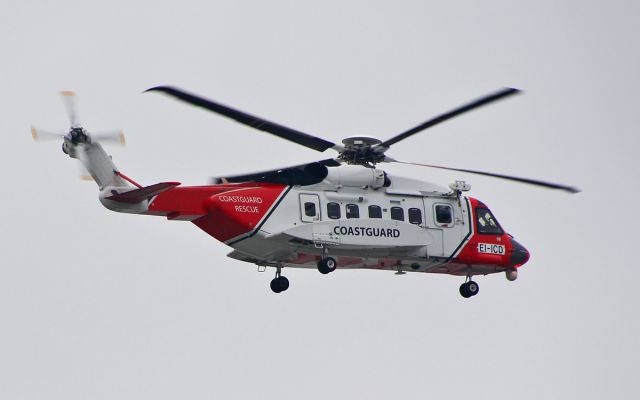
339,136,385,166
341,136,382,148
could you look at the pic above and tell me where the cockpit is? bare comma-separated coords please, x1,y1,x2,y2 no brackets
475,207,504,235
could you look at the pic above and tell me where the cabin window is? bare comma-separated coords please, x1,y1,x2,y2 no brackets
390,207,404,221
368,205,382,218
408,208,422,225
476,208,503,235
435,204,453,225
346,204,360,219
327,202,341,219
304,202,316,217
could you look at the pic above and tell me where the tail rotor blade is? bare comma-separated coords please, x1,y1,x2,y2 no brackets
74,145,93,181
31,126,65,141
78,163,94,181
93,129,126,146
60,90,80,127
77,155,94,181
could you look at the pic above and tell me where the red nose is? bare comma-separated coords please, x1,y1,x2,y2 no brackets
510,239,530,266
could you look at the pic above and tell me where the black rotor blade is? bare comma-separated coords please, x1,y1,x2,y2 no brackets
377,87,521,150
146,86,337,152
211,158,341,186
393,160,580,193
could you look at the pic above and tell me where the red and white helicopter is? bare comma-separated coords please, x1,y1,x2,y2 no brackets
32,87,578,297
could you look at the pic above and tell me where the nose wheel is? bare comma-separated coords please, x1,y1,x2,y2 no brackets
459,280,479,298
270,266,289,293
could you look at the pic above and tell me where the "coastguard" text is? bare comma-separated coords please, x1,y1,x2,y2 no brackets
333,226,400,238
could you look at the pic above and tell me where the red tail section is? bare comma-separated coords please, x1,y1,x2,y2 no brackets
146,183,289,243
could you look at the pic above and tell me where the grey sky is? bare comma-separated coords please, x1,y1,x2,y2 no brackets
1,1,639,399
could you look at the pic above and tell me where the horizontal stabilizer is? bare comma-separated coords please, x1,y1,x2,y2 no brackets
106,182,181,203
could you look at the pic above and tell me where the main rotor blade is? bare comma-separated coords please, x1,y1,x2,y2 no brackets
146,86,338,152
60,91,80,127
211,158,341,186
377,87,521,150
392,160,580,193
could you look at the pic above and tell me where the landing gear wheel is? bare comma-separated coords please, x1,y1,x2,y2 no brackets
270,278,280,293
459,283,471,298
317,257,337,274
459,281,480,298
270,276,290,293
466,281,479,296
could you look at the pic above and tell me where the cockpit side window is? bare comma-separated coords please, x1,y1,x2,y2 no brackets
475,208,504,235
434,204,453,227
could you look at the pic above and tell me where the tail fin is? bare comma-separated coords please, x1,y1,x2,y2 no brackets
33,91,176,215
68,139,132,191
105,182,180,203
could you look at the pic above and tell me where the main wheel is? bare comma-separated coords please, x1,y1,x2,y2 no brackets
466,281,479,296
317,257,337,274
270,276,290,293
270,278,282,293
459,283,471,298
459,281,480,298
277,276,290,292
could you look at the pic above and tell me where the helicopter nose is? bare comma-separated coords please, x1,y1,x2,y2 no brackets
510,239,530,267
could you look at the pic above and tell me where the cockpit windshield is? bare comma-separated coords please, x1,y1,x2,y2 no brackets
475,208,504,235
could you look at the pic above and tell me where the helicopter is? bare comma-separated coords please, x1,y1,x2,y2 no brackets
31,87,579,297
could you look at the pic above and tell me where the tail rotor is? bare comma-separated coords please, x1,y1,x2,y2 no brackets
31,91,126,181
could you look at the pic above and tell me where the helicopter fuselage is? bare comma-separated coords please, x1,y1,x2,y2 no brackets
116,166,529,278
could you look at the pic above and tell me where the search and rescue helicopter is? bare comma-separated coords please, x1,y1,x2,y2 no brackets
31,87,579,297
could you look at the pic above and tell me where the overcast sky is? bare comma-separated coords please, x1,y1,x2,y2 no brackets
2,1,639,399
